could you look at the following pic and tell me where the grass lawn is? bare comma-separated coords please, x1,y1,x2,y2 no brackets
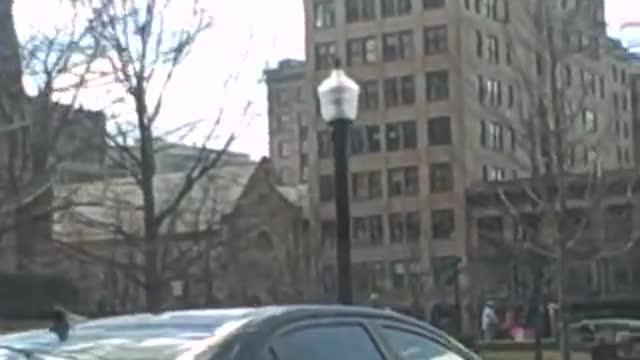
481,351,591,360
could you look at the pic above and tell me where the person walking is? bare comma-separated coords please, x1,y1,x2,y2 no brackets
481,300,499,341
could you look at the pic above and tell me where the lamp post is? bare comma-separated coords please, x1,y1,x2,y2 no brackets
317,59,360,305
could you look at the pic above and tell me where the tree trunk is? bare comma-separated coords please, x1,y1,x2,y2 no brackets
0,0,41,273
532,264,544,360
557,246,571,360
137,94,161,312
0,0,23,93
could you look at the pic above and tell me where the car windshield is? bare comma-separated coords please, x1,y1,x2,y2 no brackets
0,309,255,360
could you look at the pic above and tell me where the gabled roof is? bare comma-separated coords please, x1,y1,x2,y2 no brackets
53,161,264,242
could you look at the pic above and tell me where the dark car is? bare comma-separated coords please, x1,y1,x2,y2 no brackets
0,305,480,360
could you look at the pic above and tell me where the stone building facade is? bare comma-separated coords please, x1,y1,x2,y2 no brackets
260,0,640,320
264,59,309,185
21,158,316,314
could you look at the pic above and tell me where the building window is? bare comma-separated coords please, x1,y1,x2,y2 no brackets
507,84,515,108
382,31,414,62
423,26,448,55
581,109,597,133
477,75,485,102
382,0,412,17
624,147,631,164
351,171,382,200
350,126,365,155
430,163,453,193
484,0,499,20
359,80,379,111
503,0,510,22
432,209,454,239
476,31,483,58
384,75,415,107
350,125,382,154
389,213,403,243
425,71,449,102
480,120,504,150
317,130,332,159
563,65,572,86
315,42,336,70
352,215,384,246
366,125,383,152
314,0,336,28
566,145,575,168
389,212,421,243
617,146,623,166
387,166,419,196
623,122,630,139
485,78,502,106
273,114,291,131
508,126,516,151
428,116,452,145
278,142,291,158
535,52,544,76
423,0,444,9
319,175,334,202
368,262,386,291
390,261,407,289
274,88,290,105
482,165,505,181
405,212,421,243
345,0,376,23
581,70,596,95
347,37,377,66
487,35,500,63
386,120,417,151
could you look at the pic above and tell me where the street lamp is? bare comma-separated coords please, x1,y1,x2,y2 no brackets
317,59,360,305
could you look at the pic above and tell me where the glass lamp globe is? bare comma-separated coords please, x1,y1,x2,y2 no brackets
316,60,360,123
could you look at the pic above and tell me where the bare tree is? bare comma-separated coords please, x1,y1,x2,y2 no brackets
0,0,106,272
469,1,636,359
47,0,253,312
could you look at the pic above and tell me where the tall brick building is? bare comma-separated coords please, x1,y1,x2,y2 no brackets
266,0,640,318
265,59,309,185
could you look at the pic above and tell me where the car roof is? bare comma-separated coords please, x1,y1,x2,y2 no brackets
0,305,475,360
74,305,425,327
2,305,438,344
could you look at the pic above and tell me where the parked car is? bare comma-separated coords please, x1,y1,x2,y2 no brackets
570,318,640,346
570,318,640,358
0,305,481,360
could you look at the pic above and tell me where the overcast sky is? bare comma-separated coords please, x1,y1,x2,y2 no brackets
13,0,636,159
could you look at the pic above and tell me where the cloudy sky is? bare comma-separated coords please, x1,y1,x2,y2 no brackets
12,0,637,159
